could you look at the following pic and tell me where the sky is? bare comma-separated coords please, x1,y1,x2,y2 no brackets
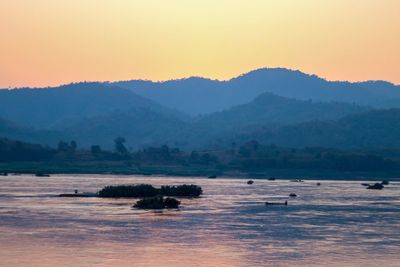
0,0,399,88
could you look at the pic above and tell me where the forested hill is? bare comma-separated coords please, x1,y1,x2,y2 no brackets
168,92,370,149
0,68,399,151
115,68,400,116
229,108,400,149
0,82,185,130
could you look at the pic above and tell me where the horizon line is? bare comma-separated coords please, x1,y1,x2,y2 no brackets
2,67,398,90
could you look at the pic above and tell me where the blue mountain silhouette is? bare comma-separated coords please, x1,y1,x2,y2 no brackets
115,68,400,116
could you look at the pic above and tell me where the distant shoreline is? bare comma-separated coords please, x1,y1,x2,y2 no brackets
1,162,399,181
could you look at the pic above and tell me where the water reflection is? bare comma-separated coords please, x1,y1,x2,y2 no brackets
0,175,399,266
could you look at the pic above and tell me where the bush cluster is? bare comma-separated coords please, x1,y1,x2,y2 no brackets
98,184,202,198
160,184,202,197
133,196,181,209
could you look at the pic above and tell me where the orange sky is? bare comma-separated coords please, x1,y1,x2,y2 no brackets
0,0,399,88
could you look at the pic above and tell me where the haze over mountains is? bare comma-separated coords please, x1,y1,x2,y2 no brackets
230,108,400,149
115,68,400,116
1,68,399,150
0,83,182,129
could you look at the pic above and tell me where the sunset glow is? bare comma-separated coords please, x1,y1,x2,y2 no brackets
1,0,399,88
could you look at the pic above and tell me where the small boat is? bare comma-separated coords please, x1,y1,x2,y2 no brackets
247,180,254,185
316,182,321,186
367,183,384,190
290,179,304,182
265,201,288,206
268,177,276,181
35,173,50,177
59,191,98,197
289,193,297,197
208,175,217,179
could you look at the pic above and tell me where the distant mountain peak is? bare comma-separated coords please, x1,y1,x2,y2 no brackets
231,67,324,82
112,67,400,116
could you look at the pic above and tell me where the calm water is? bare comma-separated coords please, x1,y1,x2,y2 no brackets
0,175,399,267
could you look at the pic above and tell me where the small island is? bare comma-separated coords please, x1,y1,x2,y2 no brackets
98,184,202,198
133,196,181,209
60,183,202,210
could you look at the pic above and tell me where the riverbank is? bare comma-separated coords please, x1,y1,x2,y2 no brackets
1,161,400,180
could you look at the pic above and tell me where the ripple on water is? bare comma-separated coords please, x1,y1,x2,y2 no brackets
0,175,400,267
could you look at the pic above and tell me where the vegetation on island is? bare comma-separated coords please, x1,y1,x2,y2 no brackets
98,183,199,210
99,184,158,198
98,184,202,198
160,184,203,197
133,196,181,209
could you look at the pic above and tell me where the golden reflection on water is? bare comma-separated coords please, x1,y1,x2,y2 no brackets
0,175,400,267
1,237,246,267
2,235,399,267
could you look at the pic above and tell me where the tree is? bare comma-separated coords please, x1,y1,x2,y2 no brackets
114,137,128,155
91,145,102,154
57,141,69,152
190,151,199,161
70,141,77,152
160,145,171,160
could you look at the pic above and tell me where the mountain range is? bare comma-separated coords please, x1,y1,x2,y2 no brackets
1,68,399,150
115,68,400,116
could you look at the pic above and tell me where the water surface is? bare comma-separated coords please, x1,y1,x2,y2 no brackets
0,175,399,267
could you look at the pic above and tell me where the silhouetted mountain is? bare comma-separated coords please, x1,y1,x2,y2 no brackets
231,68,400,107
195,92,369,128
0,117,60,145
0,82,184,130
2,68,399,151
230,108,400,149
0,117,32,139
63,109,185,149
0,137,54,162
114,68,400,116
114,77,228,116
0,89,374,150
0,82,188,148
168,93,370,149
60,92,367,149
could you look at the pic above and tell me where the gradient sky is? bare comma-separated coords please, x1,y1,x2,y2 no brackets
0,0,399,88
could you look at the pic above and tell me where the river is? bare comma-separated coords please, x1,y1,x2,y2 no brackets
0,174,399,266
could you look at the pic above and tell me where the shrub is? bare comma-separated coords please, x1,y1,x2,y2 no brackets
163,197,181,208
98,184,202,198
160,184,203,197
98,184,158,198
133,196,180,209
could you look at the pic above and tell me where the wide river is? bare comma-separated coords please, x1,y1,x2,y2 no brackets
0,174,399,267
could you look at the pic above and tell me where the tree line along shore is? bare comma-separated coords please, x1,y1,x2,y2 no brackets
2,137,400,179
